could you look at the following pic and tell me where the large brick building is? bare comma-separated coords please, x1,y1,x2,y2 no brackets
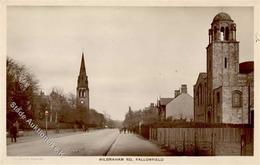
194,12,254,124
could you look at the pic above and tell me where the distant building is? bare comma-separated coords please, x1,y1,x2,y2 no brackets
76,52,90,110
158,97,173,120
142,103,159,124
194,12,254,124
166,85,193,121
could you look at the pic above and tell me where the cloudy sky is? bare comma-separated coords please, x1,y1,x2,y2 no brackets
7,7,253,120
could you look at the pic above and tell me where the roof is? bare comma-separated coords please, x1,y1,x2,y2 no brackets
159,98,174,106
166,93,193,120
239,61,254,74
199,72,207,79
213,12,232,22
194,72,207,86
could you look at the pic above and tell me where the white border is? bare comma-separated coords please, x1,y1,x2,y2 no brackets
0,0,259,165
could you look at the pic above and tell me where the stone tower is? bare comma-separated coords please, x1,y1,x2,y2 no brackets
76,52,89,110
206,12,239,123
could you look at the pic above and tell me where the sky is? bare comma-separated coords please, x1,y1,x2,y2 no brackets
7,7,253,120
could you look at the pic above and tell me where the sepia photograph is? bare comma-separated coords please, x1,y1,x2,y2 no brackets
1,1,259,164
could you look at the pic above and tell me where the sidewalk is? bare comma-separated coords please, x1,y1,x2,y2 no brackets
107,132,171,156
7,129,87,145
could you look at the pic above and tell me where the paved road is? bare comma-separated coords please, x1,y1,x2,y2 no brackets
7,129,169,156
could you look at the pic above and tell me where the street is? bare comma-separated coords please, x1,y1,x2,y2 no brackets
7,129,170,156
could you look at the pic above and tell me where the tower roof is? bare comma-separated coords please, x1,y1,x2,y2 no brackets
213,12,233,22
79,52,86,76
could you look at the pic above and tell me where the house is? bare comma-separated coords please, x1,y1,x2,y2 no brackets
166,85,193,121
157,98,173,121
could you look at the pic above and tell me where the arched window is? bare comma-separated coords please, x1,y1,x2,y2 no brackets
232,90,242,107
220,27,225,41
198,85,202,106
225,27,229,40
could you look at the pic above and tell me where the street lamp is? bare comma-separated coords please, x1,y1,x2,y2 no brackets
45,110,48,135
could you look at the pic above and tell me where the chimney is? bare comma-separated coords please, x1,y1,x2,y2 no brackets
181,84,187,94
174,90,180,98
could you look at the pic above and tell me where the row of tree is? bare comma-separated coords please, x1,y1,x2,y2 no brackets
123,103,159,132
6,57,118,130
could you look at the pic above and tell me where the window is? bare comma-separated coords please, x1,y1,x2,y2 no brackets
196,91,199,106
232,90,242,107
225,27,229,40
225,58,227,68
198,85,202,106
220,27,224,41
217,92,220,104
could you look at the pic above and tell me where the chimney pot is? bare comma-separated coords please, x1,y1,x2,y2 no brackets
181,84,187,94
174,90,180,98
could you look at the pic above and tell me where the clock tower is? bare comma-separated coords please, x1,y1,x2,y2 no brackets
76,52,89,110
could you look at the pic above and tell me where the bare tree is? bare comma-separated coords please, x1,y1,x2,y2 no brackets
7,57,39,128
67,92,76,109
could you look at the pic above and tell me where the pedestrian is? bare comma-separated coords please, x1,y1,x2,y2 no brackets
10,123,17,143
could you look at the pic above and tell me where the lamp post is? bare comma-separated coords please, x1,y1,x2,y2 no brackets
45,110,48,135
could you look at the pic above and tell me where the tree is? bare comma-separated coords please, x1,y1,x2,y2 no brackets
123,104,159,130
67,92,76,110
7,57,39,128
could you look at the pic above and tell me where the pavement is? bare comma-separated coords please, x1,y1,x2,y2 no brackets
7,130,84,145
107,133,170,156
7,128,170,156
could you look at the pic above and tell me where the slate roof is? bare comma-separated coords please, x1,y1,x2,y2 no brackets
159,98,174,106
166,93,193,121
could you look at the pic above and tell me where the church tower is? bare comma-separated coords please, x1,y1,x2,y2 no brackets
76,52,89,110
206,12,239,123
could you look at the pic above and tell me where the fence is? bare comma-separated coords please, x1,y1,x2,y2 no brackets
149,127,253,156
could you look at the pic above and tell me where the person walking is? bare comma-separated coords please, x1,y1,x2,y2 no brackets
10,123,17,143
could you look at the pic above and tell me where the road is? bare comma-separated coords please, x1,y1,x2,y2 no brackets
7,129,170,156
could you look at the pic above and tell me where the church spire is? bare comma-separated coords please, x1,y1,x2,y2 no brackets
79,52,86,76
76,51,89,110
